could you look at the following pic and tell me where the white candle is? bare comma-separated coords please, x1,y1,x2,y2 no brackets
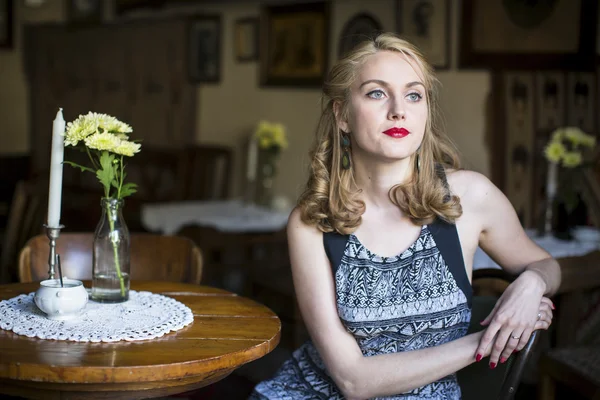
47,108,65,228
247,137,258,181
546,161,558,200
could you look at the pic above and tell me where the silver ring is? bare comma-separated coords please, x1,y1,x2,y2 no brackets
511,335,521,340
537,312,542,321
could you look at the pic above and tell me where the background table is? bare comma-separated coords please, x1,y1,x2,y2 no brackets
0,281,281,400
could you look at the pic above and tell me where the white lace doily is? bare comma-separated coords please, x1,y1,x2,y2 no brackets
0,290,194,342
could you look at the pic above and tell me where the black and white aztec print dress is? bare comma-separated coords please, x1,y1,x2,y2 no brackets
250,217,473,400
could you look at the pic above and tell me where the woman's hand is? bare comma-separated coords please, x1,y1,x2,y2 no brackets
475,271,555,368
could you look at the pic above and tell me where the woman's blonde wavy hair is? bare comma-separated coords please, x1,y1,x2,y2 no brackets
298,32,463,234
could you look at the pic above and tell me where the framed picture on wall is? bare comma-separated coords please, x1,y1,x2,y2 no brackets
535,72,566,132
338,13,382,59
114,0,164,16
260,2,329,87
566,72,596,133
396,0,450,69
0,0,14,49
188,16,221,83
67,0,103,24
234,17,259,62
503,72,536,227
460,0,597,69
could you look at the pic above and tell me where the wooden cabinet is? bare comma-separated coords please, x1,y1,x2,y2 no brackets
24,19,197,176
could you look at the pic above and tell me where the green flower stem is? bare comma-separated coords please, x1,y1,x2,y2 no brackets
107,206,126,297
86,146,100,170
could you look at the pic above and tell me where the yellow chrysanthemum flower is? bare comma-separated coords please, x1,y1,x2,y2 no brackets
563,127,587,147
254,120,288,150
551,128,565,142
562,151,582,168
259,136,272,149
579,133,597,148
84,132,122,152
113,140,141,157
64,112,133,146
272,124,288,149
544,141,566,163
64,118,98,146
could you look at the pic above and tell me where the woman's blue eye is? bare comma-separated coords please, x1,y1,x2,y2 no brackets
407,92,423,102
367,89,385,99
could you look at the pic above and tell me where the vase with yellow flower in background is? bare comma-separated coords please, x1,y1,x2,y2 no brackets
253,121,288,208
541,126,596,239
63,112,141,303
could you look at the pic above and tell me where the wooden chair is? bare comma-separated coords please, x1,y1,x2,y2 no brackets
458,268,542,400
181,145,232,201
0,180,46,284
18,233,203,284
537,250,600,399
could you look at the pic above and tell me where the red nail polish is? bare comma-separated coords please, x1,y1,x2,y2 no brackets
513,350,517,354
490,362,497,369
551,304,556,310
500,357,507,364
476,354,482,362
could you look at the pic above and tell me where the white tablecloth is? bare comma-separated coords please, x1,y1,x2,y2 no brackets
142,200,599,268
473,227,600,270
141,199,291,234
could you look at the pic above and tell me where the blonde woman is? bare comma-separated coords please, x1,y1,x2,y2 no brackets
250,33,560,400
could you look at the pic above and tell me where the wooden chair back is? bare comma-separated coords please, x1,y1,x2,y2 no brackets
458,268,541,400
182,145,232,201
18,233,203,284
0,180,46,283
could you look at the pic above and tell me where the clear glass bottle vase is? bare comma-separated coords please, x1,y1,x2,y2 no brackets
91,198,130,303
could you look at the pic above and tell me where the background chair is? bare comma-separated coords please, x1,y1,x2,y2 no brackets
0,180,46,284
537,250,600,399
18,233,203,284
458,268,543,400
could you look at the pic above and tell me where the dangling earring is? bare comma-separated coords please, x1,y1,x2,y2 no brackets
341,133,352,170
416,153,421,173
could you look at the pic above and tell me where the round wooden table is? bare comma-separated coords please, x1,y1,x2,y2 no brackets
0,281,281,399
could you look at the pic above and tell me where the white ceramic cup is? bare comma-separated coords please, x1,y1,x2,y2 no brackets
34,278,89,320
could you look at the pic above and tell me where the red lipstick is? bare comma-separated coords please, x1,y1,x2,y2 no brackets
383,127,410,138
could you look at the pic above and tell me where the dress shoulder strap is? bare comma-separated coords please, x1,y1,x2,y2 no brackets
430,164,473,307
323,231,350,276
428,218,473,308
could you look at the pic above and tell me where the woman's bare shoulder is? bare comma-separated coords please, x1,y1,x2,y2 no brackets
445,168,497,204
287,206,323,240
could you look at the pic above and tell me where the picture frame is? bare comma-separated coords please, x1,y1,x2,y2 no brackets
566,72,596,133
0,0,14,49
460,0,597,69
503,72,535,227
338,13,382,59
234,17,259,62
396,0,450,69
67,0,103,25
534,72,566,132
114,0,164,16
188,15,221,83
260,2,329,88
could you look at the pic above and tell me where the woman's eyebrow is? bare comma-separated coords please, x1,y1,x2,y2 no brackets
406,81,425,89
359,79,389,89
358,79,425,89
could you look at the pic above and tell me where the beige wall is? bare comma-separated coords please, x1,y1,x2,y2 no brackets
0,0,491,202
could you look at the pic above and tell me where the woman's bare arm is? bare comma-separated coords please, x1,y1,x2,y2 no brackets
450,170,560,368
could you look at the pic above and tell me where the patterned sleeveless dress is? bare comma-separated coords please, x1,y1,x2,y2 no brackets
250,218,473,399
